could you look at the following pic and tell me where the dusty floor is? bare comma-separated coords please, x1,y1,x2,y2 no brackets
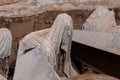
68,74,119,80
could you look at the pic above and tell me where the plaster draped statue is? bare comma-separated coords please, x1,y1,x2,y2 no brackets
14,13,78,80
0,27,12,78
82,6,116,32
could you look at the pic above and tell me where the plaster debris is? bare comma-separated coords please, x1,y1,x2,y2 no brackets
0,74,7,80
68,74,119,80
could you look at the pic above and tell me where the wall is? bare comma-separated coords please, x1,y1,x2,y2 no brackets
0,0,119,17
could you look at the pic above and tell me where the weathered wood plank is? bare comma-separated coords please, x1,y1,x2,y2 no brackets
72,30,120,56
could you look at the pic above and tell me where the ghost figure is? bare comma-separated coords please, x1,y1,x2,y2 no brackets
0,27,12,78
16,13,78,79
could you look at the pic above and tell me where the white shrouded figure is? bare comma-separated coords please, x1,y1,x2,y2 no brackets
17,13,78,79
0,28,12,58
0,28,12,78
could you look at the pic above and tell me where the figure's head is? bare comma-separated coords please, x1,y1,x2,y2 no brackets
54,13,73,28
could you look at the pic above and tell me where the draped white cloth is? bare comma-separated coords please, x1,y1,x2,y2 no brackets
14,48,60,80
0,28,12,59
15,13,78,79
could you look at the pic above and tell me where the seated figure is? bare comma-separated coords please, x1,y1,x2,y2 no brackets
14,13,78,80
0,24,12,78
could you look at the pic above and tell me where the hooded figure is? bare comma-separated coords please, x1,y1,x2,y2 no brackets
14,13,77,80
0,22,12,78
